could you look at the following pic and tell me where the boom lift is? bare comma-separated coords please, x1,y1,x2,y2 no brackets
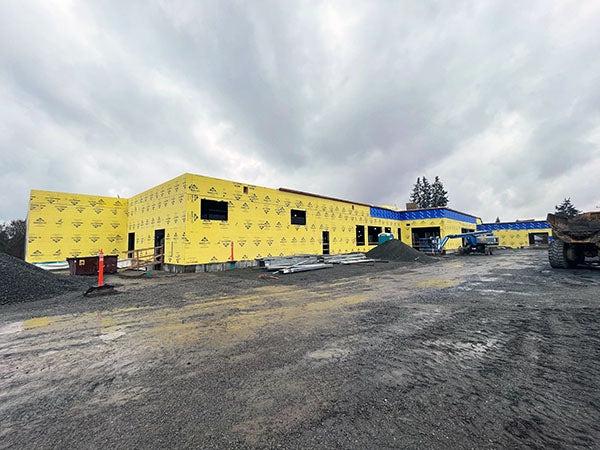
435,231,499,255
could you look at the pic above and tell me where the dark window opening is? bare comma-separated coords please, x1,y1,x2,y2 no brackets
201,199,228,221
356,225,365,246
367,226,383,245
243,186,248,194
384,227,391,233
529,232,549,246
291,209,306,225
397,228,402,241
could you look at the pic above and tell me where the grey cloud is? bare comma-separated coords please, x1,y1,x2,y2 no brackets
1,0,600,222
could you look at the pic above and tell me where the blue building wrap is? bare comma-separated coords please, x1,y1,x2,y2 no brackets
370,207,478,224
477,221,550,231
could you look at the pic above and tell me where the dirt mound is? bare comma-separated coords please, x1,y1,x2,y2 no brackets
366,239,434,263
0,253,88,305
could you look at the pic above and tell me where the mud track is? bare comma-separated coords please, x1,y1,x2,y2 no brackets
1,249,600,448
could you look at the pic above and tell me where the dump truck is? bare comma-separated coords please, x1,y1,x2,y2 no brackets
547,211,600,268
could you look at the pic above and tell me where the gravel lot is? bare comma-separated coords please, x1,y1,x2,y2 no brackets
1,249,600,448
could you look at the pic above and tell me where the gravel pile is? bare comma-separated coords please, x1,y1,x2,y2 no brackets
366,239,434,263
0,253,88,305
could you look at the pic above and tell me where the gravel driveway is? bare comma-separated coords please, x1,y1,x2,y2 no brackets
1,249,599,448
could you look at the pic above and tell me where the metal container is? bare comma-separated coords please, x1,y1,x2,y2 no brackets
66,255,118,276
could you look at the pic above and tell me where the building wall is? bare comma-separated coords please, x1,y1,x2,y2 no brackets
477,221,552,248
25,190,128,263
127,174,188,265
25,173,482,266
371,207,479,251
182,173,405,264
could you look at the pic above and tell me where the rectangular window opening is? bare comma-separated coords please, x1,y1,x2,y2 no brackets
201,199,228,221
291,209,306,225
356,225,365,246
367,226,383,245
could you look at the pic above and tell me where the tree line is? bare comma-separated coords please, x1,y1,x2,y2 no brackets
0,219,26,259
409,176,449,208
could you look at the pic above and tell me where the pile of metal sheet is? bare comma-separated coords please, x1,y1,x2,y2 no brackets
257,253,379,274
322,253,378,265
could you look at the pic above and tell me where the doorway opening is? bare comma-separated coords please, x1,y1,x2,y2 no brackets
128,232,135,258
411,226,441,251
322,231,330,255
529,232,549,246
154,229,165,269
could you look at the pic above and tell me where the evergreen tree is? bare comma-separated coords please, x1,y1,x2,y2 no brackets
555,198,580,218
495,217,501,223
421,176,433,208
409,177,423,207
431,176,449,207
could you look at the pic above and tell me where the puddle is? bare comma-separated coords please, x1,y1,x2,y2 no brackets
307,347,350,360
99,331,126,341
416,278,459,289
0,322,24,335
24,317,53,329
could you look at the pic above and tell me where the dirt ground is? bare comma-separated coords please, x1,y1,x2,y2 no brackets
1,249,600,448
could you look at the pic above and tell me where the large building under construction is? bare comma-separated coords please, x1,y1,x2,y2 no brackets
25,172,486,270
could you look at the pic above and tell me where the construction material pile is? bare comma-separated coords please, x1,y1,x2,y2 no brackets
366,239,434,263
261,253,378,274
0,253,88,305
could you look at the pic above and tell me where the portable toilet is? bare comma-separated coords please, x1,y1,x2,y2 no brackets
378,232,394,244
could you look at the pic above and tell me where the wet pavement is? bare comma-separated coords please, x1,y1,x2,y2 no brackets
1,249,600,448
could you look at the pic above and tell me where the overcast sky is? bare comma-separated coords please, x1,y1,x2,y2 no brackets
2,1,600,223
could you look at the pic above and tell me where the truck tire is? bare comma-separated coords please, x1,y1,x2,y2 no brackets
548,239,576,269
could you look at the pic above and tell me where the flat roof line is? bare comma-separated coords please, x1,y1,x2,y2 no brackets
277,187,373,208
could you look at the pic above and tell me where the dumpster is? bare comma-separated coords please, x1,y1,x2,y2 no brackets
66,255,118,276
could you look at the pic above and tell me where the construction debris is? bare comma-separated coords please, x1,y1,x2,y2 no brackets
0,253,90,305
257,252,382,274
280,263,334,274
